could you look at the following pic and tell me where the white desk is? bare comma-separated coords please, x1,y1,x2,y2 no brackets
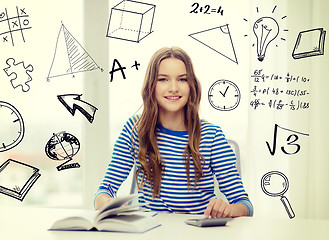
0,206,327,240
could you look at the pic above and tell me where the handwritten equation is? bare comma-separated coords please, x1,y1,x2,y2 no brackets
190,2,224,15
266,124,309,156
251,86,309,97
251,70,310,83
250,99,309,111
250,69,310,111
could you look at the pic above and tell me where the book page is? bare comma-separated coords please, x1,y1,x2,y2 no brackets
50,210,96,230
97,193,139,214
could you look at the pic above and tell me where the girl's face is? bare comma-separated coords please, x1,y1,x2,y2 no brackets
155,58,190,117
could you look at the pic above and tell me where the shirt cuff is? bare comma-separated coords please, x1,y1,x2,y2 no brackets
237,199,254,216
93,188,115,209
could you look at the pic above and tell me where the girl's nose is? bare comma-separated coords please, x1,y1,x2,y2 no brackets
169,79,178,92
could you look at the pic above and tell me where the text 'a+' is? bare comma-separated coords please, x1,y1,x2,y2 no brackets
109,59,141,82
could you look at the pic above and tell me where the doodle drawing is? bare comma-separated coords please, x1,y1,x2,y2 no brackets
0,101,25,152
106,0,156,43
253,17,279,62
47,23,101,81
292,28,326,59
208,79,241,111
3,57,33,92
244,5,288,62
57,94,98,123
261,171,295,219
0,159,41,201
0,7,32,46
189,24,238,64
45,131,80,171
266,124,309,156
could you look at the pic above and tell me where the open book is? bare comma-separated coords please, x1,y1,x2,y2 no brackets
49,194,160,233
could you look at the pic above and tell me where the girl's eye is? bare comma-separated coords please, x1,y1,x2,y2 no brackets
179,78,188,82
158,78,167,81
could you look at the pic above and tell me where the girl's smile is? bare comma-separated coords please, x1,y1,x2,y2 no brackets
164,95,182,101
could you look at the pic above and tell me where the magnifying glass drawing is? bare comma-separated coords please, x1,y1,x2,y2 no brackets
261,171,295,219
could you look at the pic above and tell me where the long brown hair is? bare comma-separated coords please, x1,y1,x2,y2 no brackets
134,47,204,198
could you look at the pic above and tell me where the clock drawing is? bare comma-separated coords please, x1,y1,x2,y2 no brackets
208,79,241,111
0,101,25,152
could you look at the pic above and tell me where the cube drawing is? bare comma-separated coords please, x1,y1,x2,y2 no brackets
106,0,156,43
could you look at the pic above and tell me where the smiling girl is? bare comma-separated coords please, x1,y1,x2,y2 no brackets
94,47,253,218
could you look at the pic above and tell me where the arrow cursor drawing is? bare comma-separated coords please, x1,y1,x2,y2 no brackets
57,94,98,123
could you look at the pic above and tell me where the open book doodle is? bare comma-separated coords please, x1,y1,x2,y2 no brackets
49,193,160,233
292,28,326,59
0,159,41,201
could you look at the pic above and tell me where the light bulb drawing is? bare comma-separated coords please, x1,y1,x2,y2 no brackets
253,17,279,62
243,5,288,62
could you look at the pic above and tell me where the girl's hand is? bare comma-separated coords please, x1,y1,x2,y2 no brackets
204,198,233,218
95,193,114,210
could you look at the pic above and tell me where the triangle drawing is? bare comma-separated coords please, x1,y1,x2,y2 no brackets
189,24,238,64
47,23,100,81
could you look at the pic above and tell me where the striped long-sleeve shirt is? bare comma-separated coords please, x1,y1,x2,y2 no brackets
95,116,253,216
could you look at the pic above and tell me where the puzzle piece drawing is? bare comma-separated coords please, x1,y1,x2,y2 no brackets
3,58,33,92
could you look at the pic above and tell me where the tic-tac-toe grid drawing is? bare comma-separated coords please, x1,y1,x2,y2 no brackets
0,6,32,46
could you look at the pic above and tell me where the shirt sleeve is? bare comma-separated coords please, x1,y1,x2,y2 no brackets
94,117,137,206
210,127,254,216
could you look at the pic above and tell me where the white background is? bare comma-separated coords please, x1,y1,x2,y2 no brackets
0,0,328,220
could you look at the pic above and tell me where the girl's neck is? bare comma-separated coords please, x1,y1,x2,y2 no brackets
158,111,187,131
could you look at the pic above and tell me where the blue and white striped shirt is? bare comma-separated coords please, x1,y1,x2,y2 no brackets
95,117,253,216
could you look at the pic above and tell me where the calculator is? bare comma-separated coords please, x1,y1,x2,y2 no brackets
185,217,232,227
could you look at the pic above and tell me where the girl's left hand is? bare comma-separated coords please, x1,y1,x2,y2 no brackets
204,198,233,218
